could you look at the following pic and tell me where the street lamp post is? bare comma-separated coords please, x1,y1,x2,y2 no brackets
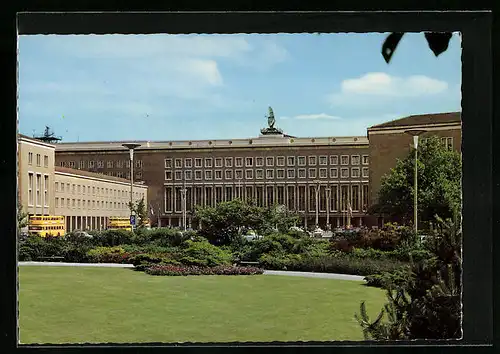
181,183,187,231
313,180,320,228
325,187,331,230
122,143,141,229
404,130,427,236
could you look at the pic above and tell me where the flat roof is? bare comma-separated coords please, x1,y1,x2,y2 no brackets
54,135,369,152
55,166,147,188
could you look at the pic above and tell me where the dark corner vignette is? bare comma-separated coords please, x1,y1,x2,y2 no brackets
4,9,494,354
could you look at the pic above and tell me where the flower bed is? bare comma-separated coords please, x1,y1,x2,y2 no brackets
145,265,263,276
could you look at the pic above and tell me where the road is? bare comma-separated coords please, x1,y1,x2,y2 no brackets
18,262,365,281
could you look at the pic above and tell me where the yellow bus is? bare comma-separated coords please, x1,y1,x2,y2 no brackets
107,216,132,232
28,215,66,237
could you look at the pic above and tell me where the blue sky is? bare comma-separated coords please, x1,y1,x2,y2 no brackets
18,33,461,142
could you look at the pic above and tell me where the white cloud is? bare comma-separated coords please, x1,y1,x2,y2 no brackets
328,72,449,106
281,113,341,120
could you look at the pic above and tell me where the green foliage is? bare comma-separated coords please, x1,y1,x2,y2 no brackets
179,239,233,267
86,246,132,263
373,136,462,225
194,199,299,245
128,197,149,228
17,203,29,230
357,214,462,340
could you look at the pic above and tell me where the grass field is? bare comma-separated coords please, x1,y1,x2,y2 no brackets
19,266,387,344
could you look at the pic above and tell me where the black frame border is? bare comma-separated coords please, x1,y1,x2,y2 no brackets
1,9,494,354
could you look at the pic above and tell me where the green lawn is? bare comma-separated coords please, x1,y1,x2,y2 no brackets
19,266,387,344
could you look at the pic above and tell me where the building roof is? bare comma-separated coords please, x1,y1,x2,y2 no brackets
55,166,147,187
54,135,369,152
368,112,461,130
18,134,56,149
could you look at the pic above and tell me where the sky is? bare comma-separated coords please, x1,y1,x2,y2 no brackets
17,33,461,142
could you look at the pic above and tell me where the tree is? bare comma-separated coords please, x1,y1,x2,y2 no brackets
382,32,453,63
356,213,462,340
371,136,462,228
18,203,29,230
193,199,299,246
128,197,148,228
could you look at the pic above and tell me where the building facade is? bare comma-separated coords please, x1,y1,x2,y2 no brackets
54,167,148,232
18,135,56,216
18,135,148,232
367,112,462,223
54,134,370,230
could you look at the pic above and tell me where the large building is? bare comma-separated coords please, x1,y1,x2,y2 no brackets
54,130,370,230
367,111,462,208
18,135,148,232
50,111,462,231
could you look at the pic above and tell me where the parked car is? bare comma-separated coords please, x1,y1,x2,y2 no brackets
71,230,93,239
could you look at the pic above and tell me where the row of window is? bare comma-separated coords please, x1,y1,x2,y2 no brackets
28,152,49,168
165,155,369,169
27,173,49,207
165,184,370,213
60,160,143,169
165,167,369,181
54,182,143,200
102,171,142,179
55,197,130,210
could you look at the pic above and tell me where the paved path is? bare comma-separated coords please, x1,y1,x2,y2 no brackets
18,262,364,281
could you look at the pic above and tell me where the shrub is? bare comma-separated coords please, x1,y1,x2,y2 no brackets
179,239,233,267
145,265,263,276
18,235,66,261
86,246,134,263
91,230,134,247
364,266,413,288
63,243,92,263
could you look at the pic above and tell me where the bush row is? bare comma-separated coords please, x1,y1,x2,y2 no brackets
145,265,263,276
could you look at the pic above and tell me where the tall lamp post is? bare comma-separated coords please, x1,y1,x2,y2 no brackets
404,130,426,236
325,187,331,230
122,143,141,229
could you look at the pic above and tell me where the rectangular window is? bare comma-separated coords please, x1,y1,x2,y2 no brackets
82,200,86,209
446,137,453,150
36,154,41,167
362,155,369,165
266,169,274,179
287,185,295,210
330,155,338,165
319,168,327,178
225,170,233,180
175,171,182,180
341,168,349,178
256,157,264,167
185,170,192,180
78,199,81,209
205,170,213,180
124,161,129,168
277,169,285,179
225,186,233,202
255,186,264,207
72,199,76,208
97,160,104,168
215,158,223,167
330,185,338,211
341,155,349,165
309,186,316,212
195,158,202,168
235,157,243,167
308,168,317,179
44,155,49,168
55,182,59,192
135,160,143,168
256,169,264,179
298,169,306,178
205,187,213,207
66,199,70,208
28,152,33,165
136,171,143,180
287,169,295,179
330,168,338,178
89,161,95,168
276,156,285,166
215,170,222,180
107,161,113,168
351,185,360,211
195,170,202,180
266,186,274,207
266,157,274,166
298,156,306,166
245,186,253,200
308,156,317,166
245,157,253,167
165,158,172,168
235,170,243,180
351,155,360,165
298,185,306,211
184,158,192,168
362,184,369,211
352,168,360,178
319,156,327,165
165,187,173,212
215,186,223,205
245,169,253,179
287,156,295,166
28,173,34,205
205,158,213,168
175,158,182,168
225,157,233,167
362,167,369,178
